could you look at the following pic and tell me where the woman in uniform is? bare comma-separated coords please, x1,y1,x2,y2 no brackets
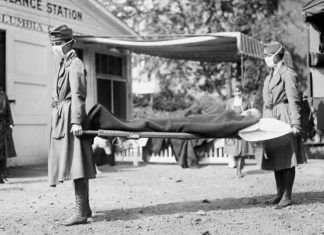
260,41,306,209
48,25,96,225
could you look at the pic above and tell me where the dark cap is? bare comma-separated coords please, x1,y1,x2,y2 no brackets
49,25,73,42
264,41,285,55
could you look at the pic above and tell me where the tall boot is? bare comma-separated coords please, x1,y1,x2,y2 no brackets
265,170,284,205
0,160,6,184
0,169,4,184
64,179,88,226
85,180,92,218
275,167,295,209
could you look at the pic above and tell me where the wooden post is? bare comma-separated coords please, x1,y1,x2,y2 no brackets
133,147,139,166
306,22,313,101
241,55,244,90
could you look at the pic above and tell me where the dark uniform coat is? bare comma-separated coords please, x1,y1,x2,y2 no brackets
224,97,254,156
48,50,95,186
258,63,306,170
0,91,16,162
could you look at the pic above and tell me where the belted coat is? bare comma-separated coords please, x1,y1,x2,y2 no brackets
48,50,95,186
256,63,306,170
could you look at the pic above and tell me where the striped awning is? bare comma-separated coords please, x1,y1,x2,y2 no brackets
75,32,264,62
302,0,324,18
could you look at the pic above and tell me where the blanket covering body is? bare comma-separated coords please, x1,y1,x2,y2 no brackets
83,104,259,138
83,104,259,168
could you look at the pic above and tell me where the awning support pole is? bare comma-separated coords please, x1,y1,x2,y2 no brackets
241,54,245,90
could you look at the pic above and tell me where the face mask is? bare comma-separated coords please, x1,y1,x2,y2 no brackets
264,56,275,68
52,45,64,57
264,45,283,68
51,40,73,57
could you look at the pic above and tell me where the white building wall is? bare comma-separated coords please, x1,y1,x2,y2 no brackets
0,0,136,166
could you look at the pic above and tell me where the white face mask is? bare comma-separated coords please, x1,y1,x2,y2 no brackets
264,45,283,68
51,39,73,58
52,45,64,57
264,55,276,68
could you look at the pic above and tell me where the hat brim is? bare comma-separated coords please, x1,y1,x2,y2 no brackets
50,34,73,42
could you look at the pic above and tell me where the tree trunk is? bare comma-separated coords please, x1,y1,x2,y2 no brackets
226,64,232,99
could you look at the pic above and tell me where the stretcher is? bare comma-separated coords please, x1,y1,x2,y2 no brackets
82,118,293,166
82,118,293,141
82,129,204,139
82,104,261,140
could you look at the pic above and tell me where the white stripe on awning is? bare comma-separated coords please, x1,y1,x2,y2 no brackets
303,0,324,17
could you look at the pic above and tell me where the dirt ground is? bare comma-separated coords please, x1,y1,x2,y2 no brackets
1,158,324,235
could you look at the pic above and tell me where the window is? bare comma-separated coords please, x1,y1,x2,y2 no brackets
95,53,123,77
97,79,112,111
113,81,127,118
96,53,127,118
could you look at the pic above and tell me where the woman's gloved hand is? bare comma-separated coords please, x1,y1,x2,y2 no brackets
291,126,301,136
71,124,83,137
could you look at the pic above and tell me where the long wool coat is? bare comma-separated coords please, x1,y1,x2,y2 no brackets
48,50,95,186
224,97,254,156
257,63,306,171
0,91,16,161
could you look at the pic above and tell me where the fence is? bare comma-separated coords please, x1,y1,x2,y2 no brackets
115,138,229,166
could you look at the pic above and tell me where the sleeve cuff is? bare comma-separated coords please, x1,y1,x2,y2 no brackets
291,124,301,131
71,119,82,125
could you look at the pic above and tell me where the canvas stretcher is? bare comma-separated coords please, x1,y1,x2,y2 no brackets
82,105,292,142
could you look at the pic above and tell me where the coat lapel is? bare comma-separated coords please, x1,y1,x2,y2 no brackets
58,59,65,78
264,73,271,92
56,50,77,99
64,50,77,68
268,69,282,92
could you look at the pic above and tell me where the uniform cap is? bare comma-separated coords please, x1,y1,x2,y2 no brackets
264,41,284,55
49,25,73,42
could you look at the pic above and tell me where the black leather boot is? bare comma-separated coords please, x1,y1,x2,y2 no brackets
275,167,295,209
85,180,92,218
0,173,4,184
265,170,284,205
64,179,88,226
0,161,6,184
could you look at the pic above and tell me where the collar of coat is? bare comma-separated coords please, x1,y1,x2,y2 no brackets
63,49,77,68
268,62,290,79
277,62,290,75
273,60,283,75
266,62,291,92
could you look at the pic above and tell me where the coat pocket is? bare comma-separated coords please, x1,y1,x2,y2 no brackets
51,107,66,139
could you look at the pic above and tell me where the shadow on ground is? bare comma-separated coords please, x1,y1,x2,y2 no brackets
6,165,48,179
92,191,324,222
245,169,271,175
5,163,145,179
